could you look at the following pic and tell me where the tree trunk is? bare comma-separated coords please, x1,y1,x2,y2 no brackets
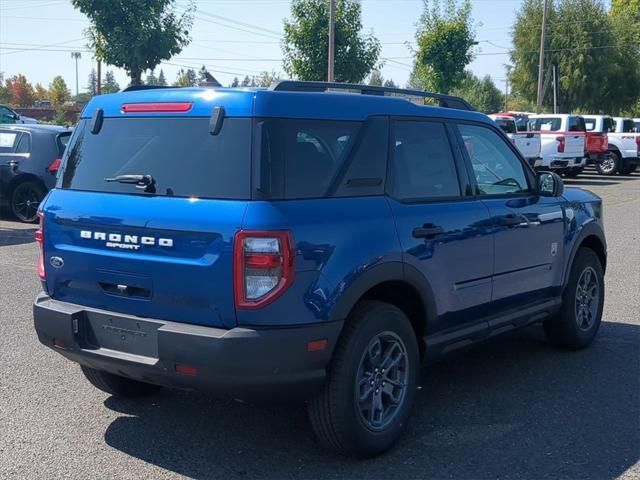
130,69,142,86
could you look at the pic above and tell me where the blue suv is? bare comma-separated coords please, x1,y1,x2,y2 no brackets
33,81,606,457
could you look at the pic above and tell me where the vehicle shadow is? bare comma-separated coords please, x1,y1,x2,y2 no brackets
103,321,639,479
0,224,37,247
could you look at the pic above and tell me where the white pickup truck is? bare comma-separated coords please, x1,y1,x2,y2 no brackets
528,114,586,175
488,114,541,168
583,115,639,175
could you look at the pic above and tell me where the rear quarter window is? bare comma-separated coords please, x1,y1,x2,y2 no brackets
0,131,19,153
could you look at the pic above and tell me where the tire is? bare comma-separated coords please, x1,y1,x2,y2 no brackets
619,163,637,175
597,151,620,176
544,248,604,350
10,181,45,223
563,167,584,178
80,366,162,398
308,301,420,458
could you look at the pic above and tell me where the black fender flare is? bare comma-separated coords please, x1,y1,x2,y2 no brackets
328,261,437,335
562,220,607,287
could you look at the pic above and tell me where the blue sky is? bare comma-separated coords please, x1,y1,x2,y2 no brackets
1,0,531,94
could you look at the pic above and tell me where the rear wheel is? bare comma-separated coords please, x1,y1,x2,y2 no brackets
597,152,619,176
81,366,162,398
308,301,419,458
11,181,45,223
544,248,604,350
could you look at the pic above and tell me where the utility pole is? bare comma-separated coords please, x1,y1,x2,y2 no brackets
552,64,557,114
504,78,509,112
71,52,81,97
536,0,548,114
328,0,335,82
97,60,102,95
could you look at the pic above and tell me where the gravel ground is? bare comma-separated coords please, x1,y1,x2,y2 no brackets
1,169,638,479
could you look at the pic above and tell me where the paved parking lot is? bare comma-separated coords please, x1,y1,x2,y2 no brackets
1,169,638,479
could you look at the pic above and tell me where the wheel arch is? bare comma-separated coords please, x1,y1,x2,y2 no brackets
328,262,436,358
563,223,607,288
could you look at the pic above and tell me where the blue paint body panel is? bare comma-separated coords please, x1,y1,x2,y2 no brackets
41,86,606,343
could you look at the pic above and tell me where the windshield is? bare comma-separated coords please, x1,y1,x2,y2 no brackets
60,117,252,199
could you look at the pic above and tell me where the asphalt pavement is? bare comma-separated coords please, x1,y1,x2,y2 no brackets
1,169,638,479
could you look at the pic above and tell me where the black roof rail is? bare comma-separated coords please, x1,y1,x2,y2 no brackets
271,80,474,111
121,85,175,92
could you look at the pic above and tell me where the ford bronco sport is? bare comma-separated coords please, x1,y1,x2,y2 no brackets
33,81,607,458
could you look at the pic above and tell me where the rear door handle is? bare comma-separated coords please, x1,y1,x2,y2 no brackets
412,224,444,239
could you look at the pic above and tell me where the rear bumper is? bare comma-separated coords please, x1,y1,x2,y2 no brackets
33,293,343,401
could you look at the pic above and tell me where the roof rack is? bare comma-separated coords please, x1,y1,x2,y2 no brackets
271,80,474,111
121,85,175,92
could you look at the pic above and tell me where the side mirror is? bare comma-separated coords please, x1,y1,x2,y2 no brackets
538,171,564,197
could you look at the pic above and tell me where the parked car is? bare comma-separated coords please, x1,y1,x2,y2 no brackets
504,111,534,132
33,82,606,458
489,114,541,168
528,114,587,175
0,124,71,222
580,115,611,177
0,104,38,124
583,115,639,175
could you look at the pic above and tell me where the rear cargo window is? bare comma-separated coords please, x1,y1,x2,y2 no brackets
60,118,251,199
56,132,71,157
529,117,561,131
493,118,516,134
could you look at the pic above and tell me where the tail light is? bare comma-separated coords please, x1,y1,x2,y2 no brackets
35,212,45,280
556,135,565,153
48,158,62,173
234,230,295,309
636,135,640,155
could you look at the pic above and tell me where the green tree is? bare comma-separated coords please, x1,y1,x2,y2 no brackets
252,71,280,87
33,83,49,102
72,0,195,85
451,71,503,113
410,0,475,93
102,70,120,93
240,75,252,87
282,0,381,82
52,109,69,127
49,76,71,107
383,79,397,88
87,68,97,96
230,77,240,87
158,69,167,86
146,69,159,85
368,68,384,86
5,74,35,107
510,0,640,114
0,73,10,104
174,68,197,87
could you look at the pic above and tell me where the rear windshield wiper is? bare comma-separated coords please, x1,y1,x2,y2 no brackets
104,174,156,193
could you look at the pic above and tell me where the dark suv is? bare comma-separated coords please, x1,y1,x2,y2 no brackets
0,124,71,222
33,82,606,457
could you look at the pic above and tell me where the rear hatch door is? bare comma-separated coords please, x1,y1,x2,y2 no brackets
42,114,252,328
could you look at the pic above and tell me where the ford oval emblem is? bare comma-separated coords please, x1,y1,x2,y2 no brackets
49,256,64,269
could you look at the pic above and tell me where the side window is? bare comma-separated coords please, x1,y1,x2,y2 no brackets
0,106,15,121
0,131,19,153
458,123,530,196
568,116,586,132
14,132,30,154
389,120,460,201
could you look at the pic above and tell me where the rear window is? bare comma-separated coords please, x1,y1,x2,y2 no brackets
60,117,251,199
529,117,561,131
56,132,71,156
618,119,635,133
568,116,586,132
492,117,516,134
584,119,596,131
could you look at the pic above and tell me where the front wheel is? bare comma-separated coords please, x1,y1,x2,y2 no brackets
544,248,604,350
308,301,419,458
597,152,619,176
